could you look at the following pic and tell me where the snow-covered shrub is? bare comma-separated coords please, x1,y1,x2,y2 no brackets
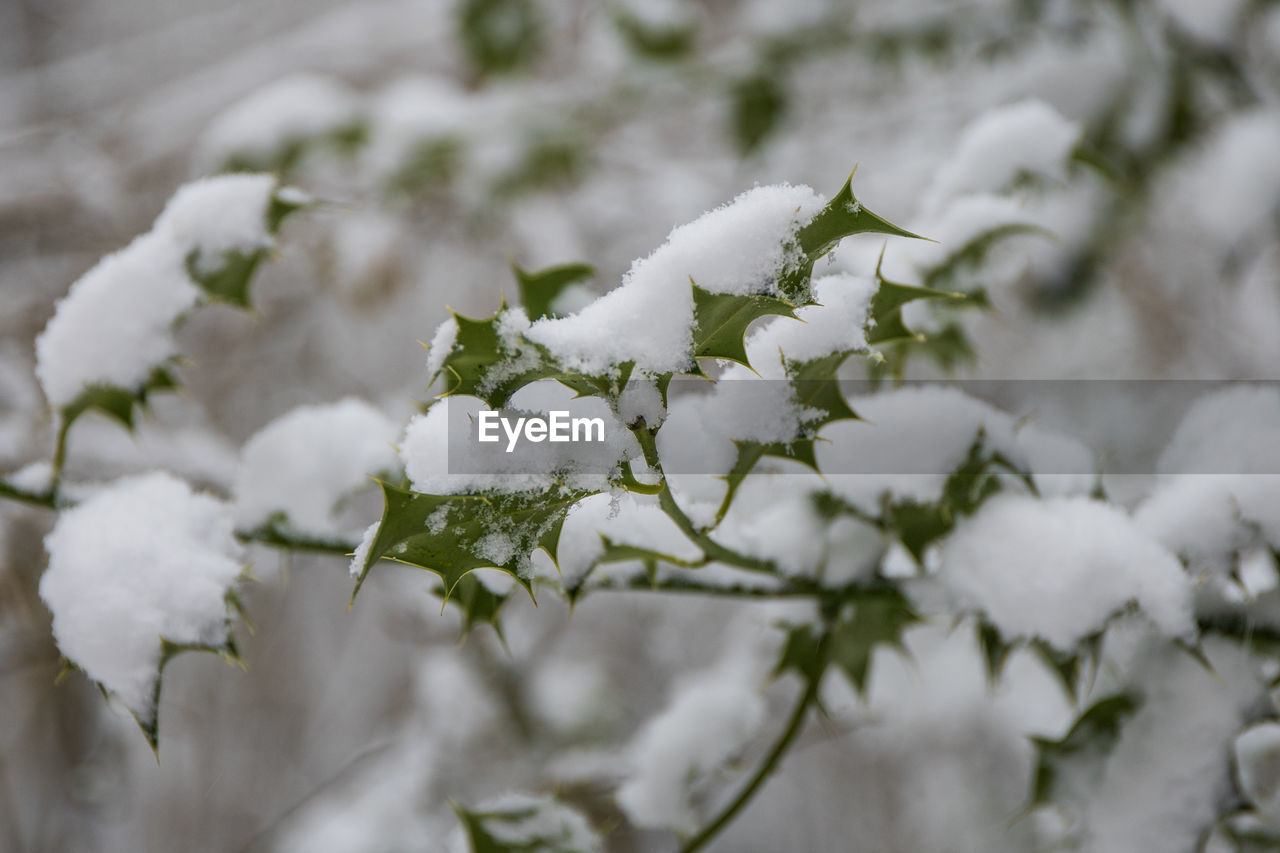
6,2,1280,851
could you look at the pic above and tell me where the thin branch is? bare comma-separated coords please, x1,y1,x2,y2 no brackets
681,671,822,853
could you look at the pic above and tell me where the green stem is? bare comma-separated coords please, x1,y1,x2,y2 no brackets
49,418,71,498
630,422,778,575
0,478,58,510
618,460,663,495
234,527,357,556
681,669,823,853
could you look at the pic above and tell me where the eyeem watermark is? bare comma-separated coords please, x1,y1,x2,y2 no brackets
478,410,606,453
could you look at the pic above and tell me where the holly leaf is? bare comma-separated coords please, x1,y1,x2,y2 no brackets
350,481,593,604
774,622,827,683
58,365,178,437
455,796,602,853
1028,692,1142,808
880,432,1016,562
185,187,309,308
614,10,695,60
433,573,510,639
514,262,595,321
436,303,561,407
921,222,1053,291
866,252,979,346
691,282,796,368
715,350,859,524
778,171,927,304
827,586,920,694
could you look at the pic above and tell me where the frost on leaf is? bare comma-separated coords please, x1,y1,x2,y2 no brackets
349,481,593,603
38,472,246,746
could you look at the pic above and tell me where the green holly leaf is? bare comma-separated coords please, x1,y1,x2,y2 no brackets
879,432,1019,562
827,586,920,694
921,222,1053,291
614,10,695,60
54,366,182,482
691,282,797,368
185,187,308,309
458,0,544,77
774,622,827,683
866,255,979,347
730,70,789,156
715,350,859,524
350,481,594,604
435,303,561,407
777,171,927,304
1028,692,1142,808
455,796,602,853
514,262,595,321
433,573,509,640
977,619,1016,685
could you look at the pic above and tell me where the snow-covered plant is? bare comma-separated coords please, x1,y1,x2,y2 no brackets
6,3,1280,847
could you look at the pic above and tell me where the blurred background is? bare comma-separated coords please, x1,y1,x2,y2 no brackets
2,0,1279,850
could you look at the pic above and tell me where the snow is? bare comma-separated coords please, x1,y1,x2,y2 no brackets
153,173,279,274
939,494,1193,650
1155,0,1248,46
817,386,1095,513
35,231,199,409
35,174,281,409
38,472,244,722
525,184,826,375
1075,636,1259,852
1134,387,1280,576
922,100,1082,213
743,273,876,376
1178,109,1280,247
349,521,379,578
233,398,400,539
1235,722,1280,821
448,793,601,853
196,72,360,169
398,390,631,496
424,317,458,381
556,492,701,587
715,471,885,581
616,671,767,832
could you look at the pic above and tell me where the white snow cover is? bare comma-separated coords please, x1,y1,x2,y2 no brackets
1135,386,1280,575
1179,109,1280,246
525,184,826,374
556,492,701,587
153,173,279,274
35,174,281,409
398,389,632,496
940,494,1193,649
424,317,459,381
922,100,1081,213
446,793,601,853
197,73,360,168
39,472,244,721
234,398,400,538
716,472,886,581
35,232,198,409
1155,0,1248,46
617,672,767,832
818,386,1095,513
1235,722,1280,822
743,272,876,376
1076,635,1259,852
